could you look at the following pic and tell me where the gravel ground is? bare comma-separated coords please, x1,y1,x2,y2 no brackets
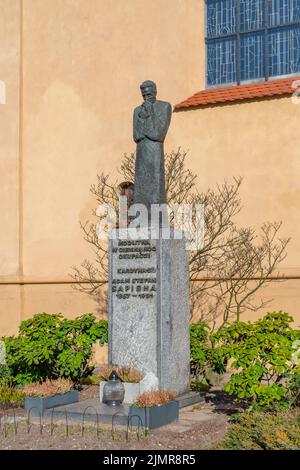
0,387,236,450
0,413,229,450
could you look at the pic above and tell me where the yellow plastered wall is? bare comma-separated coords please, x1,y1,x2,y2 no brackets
0,0,22,334
0,0,300,344
20,0,204,320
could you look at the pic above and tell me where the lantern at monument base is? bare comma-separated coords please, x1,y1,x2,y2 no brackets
102,370,125,406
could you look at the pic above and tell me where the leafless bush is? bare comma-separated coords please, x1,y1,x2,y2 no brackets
99,365,144,383
21,379,73,397
134,390,176,407
71,149,290,329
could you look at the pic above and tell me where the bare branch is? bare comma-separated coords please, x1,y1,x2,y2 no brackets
71,150,290,330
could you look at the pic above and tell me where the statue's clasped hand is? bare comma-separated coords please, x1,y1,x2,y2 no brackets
138,100,153,119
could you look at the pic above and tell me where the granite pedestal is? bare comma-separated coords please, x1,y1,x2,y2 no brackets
108,228,190,396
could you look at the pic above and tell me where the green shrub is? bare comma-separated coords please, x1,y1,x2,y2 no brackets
2,313,108,385
211,312,300,409
0,364,12,385
190,379,210,393
0,385,25,409
214,409,300,450
79,374,101,385
287,372,300,407
190,322,212,378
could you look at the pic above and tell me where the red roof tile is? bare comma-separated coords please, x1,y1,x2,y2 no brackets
174,76,300,110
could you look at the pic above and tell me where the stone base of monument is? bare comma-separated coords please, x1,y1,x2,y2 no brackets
177,390,205,408
99,380,142,404
108,228,190,396
43,400,130,425
40,391,205,428
99,372,161,404
42,398,179,429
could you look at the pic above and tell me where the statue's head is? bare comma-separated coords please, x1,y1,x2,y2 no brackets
140,80,157,103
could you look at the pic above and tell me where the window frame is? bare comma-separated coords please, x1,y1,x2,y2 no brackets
205,0,300,88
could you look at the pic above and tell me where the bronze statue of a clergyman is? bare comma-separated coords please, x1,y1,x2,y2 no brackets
133,81,172,214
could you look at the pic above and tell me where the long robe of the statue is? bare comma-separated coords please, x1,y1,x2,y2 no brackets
133,100,172,212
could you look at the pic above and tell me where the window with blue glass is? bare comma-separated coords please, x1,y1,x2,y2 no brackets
206,0,300,86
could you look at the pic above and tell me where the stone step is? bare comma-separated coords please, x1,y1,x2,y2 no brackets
177,391,205,409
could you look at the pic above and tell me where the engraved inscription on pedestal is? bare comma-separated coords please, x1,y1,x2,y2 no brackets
111,240,157,302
